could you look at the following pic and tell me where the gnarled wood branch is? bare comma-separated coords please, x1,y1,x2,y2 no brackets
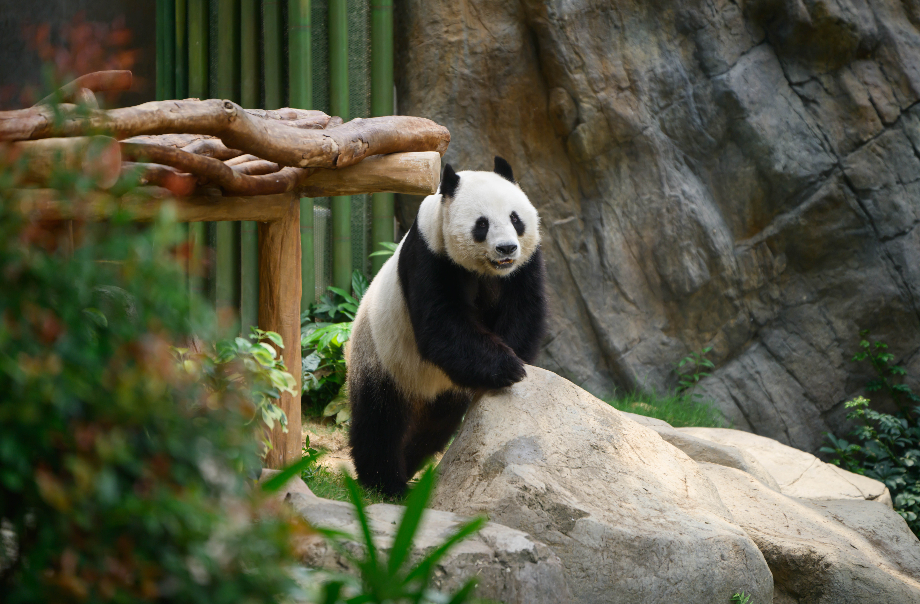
2,99,450,169
120,142,313,196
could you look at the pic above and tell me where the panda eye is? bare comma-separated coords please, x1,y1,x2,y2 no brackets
510,212,525,236
472,217,489,243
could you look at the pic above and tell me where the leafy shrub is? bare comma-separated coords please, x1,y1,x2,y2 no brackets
821,397,920,535
675,346,715,398
305,465,486,603
852,330,920,419
301,270,369,419
0,155,306,601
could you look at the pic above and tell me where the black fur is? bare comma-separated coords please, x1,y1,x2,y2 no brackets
472,217,489,243
510,211,525,236
441,163,460,199
494,156,515,183
349,370,413,496
397,221,546,388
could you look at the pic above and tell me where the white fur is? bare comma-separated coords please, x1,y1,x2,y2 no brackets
352,168,540,401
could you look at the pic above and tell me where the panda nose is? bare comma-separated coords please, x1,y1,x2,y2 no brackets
495,243,517,256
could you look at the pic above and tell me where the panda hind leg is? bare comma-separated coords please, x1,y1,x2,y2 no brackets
349,370,413,497
403,389,472,479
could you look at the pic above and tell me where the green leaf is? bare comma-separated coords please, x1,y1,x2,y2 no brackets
82,307,108,327
261,453,323,493
445,578,478,604
389,465,437,576
343,474,380,572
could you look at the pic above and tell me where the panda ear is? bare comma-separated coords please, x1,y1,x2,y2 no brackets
441,163,460,200
494,156,515,183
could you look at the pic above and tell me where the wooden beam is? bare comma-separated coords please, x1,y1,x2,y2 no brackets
11,151,440,220
13,189,294,223
258,197,302,469
300,150,441,197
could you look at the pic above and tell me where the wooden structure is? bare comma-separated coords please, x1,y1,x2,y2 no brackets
2,71,445,469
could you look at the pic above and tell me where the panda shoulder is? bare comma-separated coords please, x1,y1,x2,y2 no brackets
415,193,445,253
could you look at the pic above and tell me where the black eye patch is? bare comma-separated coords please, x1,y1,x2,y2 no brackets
510,211,525,236
472,217,489,242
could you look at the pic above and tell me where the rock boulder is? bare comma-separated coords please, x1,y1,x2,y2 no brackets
432,366,774,603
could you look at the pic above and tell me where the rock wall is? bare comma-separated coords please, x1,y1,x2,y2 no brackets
395,0,920,452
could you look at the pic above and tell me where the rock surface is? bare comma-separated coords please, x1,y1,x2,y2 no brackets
702,463,920,603
395,0,920,452
432,366,774,604
682,426,893,505
288,492,573,604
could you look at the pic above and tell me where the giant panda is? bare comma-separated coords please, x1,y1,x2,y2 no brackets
347,156,547,496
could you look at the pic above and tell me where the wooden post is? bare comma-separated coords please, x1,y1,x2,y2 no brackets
259,197,303,468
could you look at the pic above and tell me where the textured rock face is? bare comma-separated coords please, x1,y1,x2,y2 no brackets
433,367,920,603
702,464,920,603
432,366,774,604
395,0,920,452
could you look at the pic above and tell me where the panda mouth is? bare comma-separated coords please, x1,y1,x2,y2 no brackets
489,258,515,269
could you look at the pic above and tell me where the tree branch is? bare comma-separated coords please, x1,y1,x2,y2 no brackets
1,99,450,169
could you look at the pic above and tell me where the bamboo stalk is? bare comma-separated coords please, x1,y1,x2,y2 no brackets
175,0,189,99
215,0,242,318
187,0,208,308
289,0,314,316
240,0,261,335
329,0,350,291
262,0,284,110
371,0,394,274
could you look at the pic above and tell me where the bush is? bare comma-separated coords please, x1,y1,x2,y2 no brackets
0,159,306,601
821,397,920,536
301,270,368,419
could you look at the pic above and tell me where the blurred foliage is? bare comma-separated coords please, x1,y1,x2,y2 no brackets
822,397,920,536
0,144,308,601
301,270,369,419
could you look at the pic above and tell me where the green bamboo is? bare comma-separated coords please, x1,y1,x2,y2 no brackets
240,0,261,333
370,0,394,274
188,0,209,98
329,0,351,292
289,0,315,309
175,0,189,98
213,0,241,315
188,0,208,306
262,0,284,109
288,0,312,109
156,0,177,100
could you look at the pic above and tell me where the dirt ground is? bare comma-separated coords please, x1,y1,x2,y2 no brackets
302,417,444,480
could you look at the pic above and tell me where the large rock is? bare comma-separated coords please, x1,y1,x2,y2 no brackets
702,463,920,603
682,427,893,505
395,0,920,453
432,366,774,603
279,486,572,603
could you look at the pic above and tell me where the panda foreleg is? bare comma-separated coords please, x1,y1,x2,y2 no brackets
402,389,471,479
348,369,413,497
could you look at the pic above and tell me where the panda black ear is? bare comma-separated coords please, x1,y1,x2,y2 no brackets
494,156,515,183
441,163,460,200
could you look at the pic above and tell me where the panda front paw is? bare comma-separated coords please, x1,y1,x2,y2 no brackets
491,353,526,389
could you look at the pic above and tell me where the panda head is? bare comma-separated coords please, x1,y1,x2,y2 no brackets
435,157,541,277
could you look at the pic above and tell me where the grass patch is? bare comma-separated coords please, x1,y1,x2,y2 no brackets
606,389,727,428
300,445,392,505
